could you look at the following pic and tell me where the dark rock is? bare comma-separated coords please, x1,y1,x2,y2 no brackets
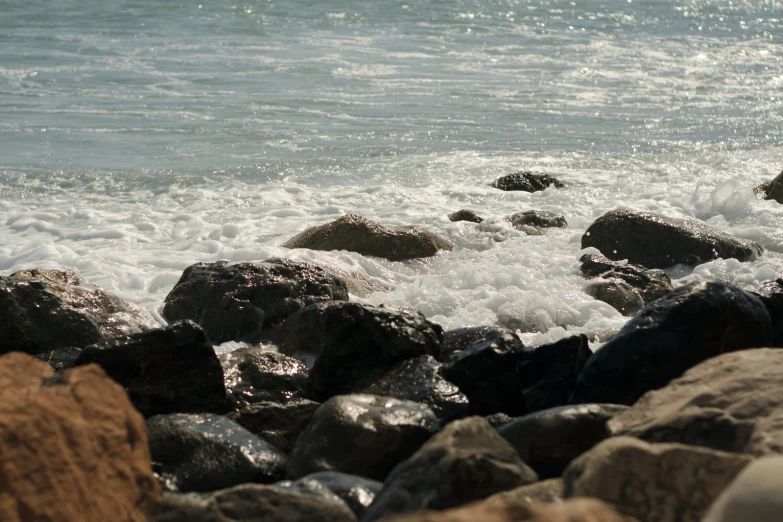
361,417,538,522
571,281,772,406
220,347,309,408
440,326,511,363
226,400,320,455
749,278,783,347
448,210,484,223
490,172,564,192
274,472,382,519
33,346,82,371
162,258,348,344
282,214,454,261
497,403,628,479
361,355,469,423
754,169,783,203
508,211,567,229
147,413,287,493
584,278,645,316
579,254,673,304
0,268,151,355
581,208,763,269
74,321,227,417
484,412,515,427
287,394,440,481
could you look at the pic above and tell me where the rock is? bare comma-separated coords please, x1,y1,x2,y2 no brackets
490,172,564,192
301,302,443,401
361,355,469,423
287,394,440,481
440,326,510,363
317,263,386,298
448,210,484,223
497,404,628,479
147,413,287,493
754,169,783,203
33,345,82,371
220,347,309,408
581,208,763,269
484,412,515,427
74,320,227,417
0,268,151,355
482,478,564,507
584,278,645,316
563,437,751,522
274,472,382,519
702,456,783,522
571,281,772,406
748,278,783,347
149,484,356,522
162,258,349,344
579,254,673,304
361,417,538,522
508,211,567,229
607,348,783,456
226,399,320,455
282,214,454,261
443,333,591,416
0,353,160,522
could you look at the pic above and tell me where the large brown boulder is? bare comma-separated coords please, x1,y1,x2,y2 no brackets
282,214,454,261
0,353,160,522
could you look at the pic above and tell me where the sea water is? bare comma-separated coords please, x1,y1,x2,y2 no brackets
1,0,782,347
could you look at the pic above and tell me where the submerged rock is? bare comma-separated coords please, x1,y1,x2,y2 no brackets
579,253,673,305
754,169,783,203
227,400,320,455
490,172,564,192
584,278,645,316
447,209,484,223
283,214,454,261
508,210,567,229
220,347,310,408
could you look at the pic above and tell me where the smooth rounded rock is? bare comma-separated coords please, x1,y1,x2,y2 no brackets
490,172,563,192
448,210,483,223
275,472,382,519
702,456,783,522
508,210,567,229
584,278,644,316
220,347,310,408
226,400,320,455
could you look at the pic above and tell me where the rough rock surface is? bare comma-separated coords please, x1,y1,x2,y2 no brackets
147,413,287,493
440,326,509,362
608,348,783,456
584,278,645,316
482,479,564,508
226,399,320,455
287,394,440,481
563,437,751,522
497,403,628,479
361,417,538,522
220,347,309,408
702,456,783,522
0,268,151,354
581,208,763,269
508,210,567,229
162,258,348,344
0,353,160,522
754,169,783,203
448,210,484,223
748,278,783,347
490,172,564,192
274,471,382,519
74,320,227,417
579,254,673,305
282,214,454,261
571,281,772,406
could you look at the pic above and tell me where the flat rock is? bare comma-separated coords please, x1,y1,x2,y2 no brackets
508,210,567,229
702,456,783,522
448,210,483,223
581,208,763,269
490,172,564,192
754,169,783,203
220,347,309,408
226,399,320,455
571,281,772,406
282,214,454,261
274,471,382,519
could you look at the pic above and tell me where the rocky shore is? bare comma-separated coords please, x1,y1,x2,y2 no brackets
2,170,783,522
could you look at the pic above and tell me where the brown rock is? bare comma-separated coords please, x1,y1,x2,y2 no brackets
0,352,160,522
482,478,564,507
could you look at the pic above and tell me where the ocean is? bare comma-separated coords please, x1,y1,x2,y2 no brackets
1,0,782,347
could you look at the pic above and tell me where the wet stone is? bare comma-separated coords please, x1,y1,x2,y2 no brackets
440,326,512,363
226,399,320,455
490,172,564,193
447,210,484,223
508,210,567,229
274,471,382,519
220,347,310,409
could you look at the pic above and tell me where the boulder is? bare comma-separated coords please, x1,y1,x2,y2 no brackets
440,326,510,363
563,437,751,522
220,347,309,408
33,345,82,371
162,258,348,344
74,320,227,417
748,278,783,347
608,348,783,456
226,399,320,455
147,413,287,493
482,479,564,507
361,417,538,522
579,254,673,304
282,214,454,261
754,169,783,203
508,211,567,229
448,210,483,223
490,172,564,192
0,268,151,355
581,208,763,269
571,281,772,406
0,353,160,522
702,456,783,522
287,394,440,481
497,403,628,479
274,472,382,519
584,278,645,316
361,355,469,423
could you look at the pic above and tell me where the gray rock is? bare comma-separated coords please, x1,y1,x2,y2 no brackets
287,394,440,481
754,169,783,203
447,210,483,223
275,472,382,519
702,456,783,522
584,278,645,316
508,210,567,229
220,347,309,408
579,253,673,304
490,172,564,192
283,214,454,261
226,400,320,455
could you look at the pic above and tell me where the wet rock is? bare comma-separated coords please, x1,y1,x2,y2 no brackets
275,472,382,519
361,417,538,522
149,484,356,522
702,456,783,522
361,355,469,423
226,399,320,455
754,169,783,203
220,347,309,408
490,172,564,192
33,345,82,371
497,404,628,479
287,394,440,481
563,437,751,522
571,281,772,406
162,258,348,344
443,332,591,416
0,353,160,522
508,210,567,229
147,413,287,493
581,208,763,269
748,278,783,347
440,326,510,363
282,214,454,261
608,348,783,456
74,320,227,417
448,209,484,223
0,268,151,355
579,254,673,304
584,278,645,316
